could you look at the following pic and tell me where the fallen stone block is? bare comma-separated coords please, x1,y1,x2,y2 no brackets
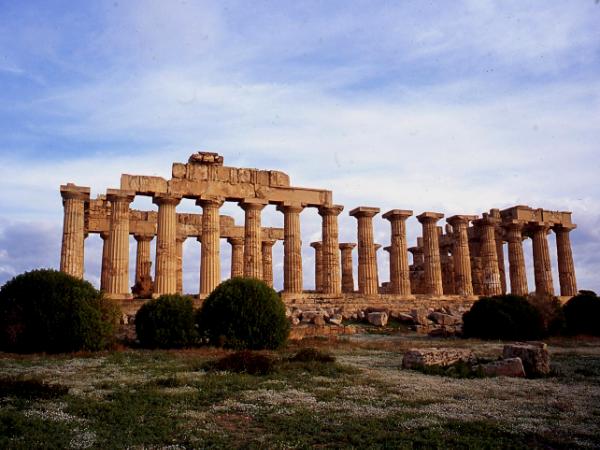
328,314,343,326
367,312,388,327
476,357,526,378
503,342,550,377
402,348,476,369
428,311,462,326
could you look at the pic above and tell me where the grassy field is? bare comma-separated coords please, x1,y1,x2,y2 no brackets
1,334,600,449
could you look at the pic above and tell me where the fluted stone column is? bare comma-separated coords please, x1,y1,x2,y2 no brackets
440,246,455,295
176,234,186,294
416,212,444,296
554,225,577,296
339,243,356,293
100,232,110,291
382,209,413,295
106,189,135,298
531,223,555,296
374,243,382,291
227,237,244,278
261,239,276,288
495,230,507,294
277,203,304,293
60,184,90,279
153,194,181,295
240,199,267,279
447,215,475,296
310,241,323,292
319,205,344,294
505,222,528,296
349,207,380,295
197,197,224,295
134,234,153,285
474,215,502,296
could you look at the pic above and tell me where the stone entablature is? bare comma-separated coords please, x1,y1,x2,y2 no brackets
60,153,578,301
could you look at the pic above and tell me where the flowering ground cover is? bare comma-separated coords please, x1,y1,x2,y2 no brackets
1,335,599,449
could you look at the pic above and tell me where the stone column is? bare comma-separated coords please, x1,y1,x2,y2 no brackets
227,237,244,278
310,241,323,292
495,230,507,294
197,197,224,295
382,209,413,295
100,231,110,291
277,203,304,293
474,215,502,296
447,215,475,296
59,184,90,279
416,212,444,296
134,234,153,285
374,243,382,291
440,245,455,295
349,207,380,295
554,225,577,296
505,222,528,296
106,189,135,298
319,205,344,294
176,234,186,294
261,239,276,288
339,243,356,293
531,223,555,296
153,194,181,295
240,199,267,279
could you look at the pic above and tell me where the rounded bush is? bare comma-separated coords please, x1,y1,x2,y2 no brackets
462,295,544,341
0,269,119,353
527,293,566,336
563,291,600,336
196,277,290,350
135,294,197,348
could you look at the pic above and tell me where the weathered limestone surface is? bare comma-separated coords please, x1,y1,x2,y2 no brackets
402,348,476,369
383,209,413,295
447,215,475,296
319,205,344,294
277,203,304,293
310,241,323,292
261,239,276,287
227,237,244,278
554,224,577,296
339,243,356,293
503,342,550,377
176,234,185,294
476,357,526,378
153,194,181,295
106,189,135,298
530,223,555,296
505,222,528,296
240,199,267,279
60,184,90,279
100,231,110,291
134,234,153,285
417,212,444,296
198,197,224,295
474,215,502,296
349,207,380,295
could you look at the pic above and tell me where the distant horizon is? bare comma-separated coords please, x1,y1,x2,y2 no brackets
1,1,599,293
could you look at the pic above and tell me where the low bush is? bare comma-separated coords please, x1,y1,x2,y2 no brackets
527,293,566,336
135,294,197,348
0,376,69,399
462,295,544,341
0,269,119,353
563,291,600,336
204,350,276,375
196,277,290,350
289,347,335,363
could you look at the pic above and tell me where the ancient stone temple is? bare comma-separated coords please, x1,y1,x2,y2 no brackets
60,152,578,312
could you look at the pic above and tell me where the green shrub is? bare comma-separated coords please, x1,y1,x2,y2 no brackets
563,291,600,336
135,294,197,348
289,347,335,363
196,277,290,350
0,269,119,353
204,350,276,375
527,293,566,336
462,295,544,341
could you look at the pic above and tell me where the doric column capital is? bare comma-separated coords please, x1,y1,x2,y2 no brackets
416,211,444,224
261,239,277,248
152,193,181,207
134,233,154,243
227,236,244,246
339,242,357,251
100,231,110,240
383,245,392,253
176,233,187,243
349,206,380,219
196,195,224,208
239,198,268,212
473,213,500,228
60,183,90,202
318,204,344,217
107,188,135,204
553,223,577,233
382,209,413,221
276,202,304,214
374,243,382,251
447,214,477,227
310,241,323,250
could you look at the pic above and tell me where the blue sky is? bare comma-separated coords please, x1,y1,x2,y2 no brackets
1,0,599,293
